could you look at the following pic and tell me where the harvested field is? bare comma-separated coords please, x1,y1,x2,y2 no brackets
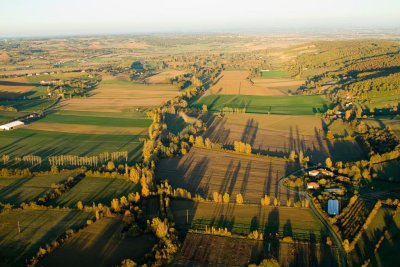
39,218,156,267
174,232,338,267
192,95,331,115
145,70,185,84
204,113,366,163
251,78,304,94
171,200,327,241
0,171,78,205
0,110,26,124
50,176,139,207
156,147,301,204
0,77,37,99
0,209,93,267
209,71,285,96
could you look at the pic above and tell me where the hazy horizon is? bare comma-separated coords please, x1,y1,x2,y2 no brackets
1,0,400,38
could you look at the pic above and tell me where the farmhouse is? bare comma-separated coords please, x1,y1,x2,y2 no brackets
327,199,340,215
0,120,24,131
318,169,334,177
307,182,320,189
308,170,320,177
336,175,350,183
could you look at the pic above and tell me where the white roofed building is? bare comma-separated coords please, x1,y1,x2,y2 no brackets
0,121,24,131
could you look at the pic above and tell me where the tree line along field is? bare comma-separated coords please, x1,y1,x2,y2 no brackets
0,171,78,206
0,209,93,267
48,176,139,207
203,113,366,163
156,147,301,204
38,217,156,267
191,95,331,115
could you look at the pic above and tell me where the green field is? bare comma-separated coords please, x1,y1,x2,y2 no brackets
171,200,328,241
371,212,400,267
0,128,144,163
38,218,156,267
53,109,149,119
49,176,139,207
348,207,396,267
259,70,289,78
39,113,151,128
372,159,400,182
191,95,331,115
0,171,78,205
0,99,56,112
0,209,93,267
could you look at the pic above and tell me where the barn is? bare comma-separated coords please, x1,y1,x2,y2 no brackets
0,120,25,131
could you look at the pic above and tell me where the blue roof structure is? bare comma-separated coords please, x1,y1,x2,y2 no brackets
327,199,339,215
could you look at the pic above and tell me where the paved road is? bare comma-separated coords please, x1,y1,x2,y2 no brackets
278,168,347,267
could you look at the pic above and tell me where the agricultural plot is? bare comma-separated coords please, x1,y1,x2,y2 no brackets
61,78,180,112
156,147,301,204
27,112,150,135
175,232,338,267
0,99,56,112
0,209,93,267
39,218,156,267
259,70,289,78
0,171,77,205
49,176,139,207
370,212,400,267
204,113,366,163
0,128,144,164
362,115,400,139
209,71,285,96
145,70,185,84
191,95,331,115
170,200,327,241
0,110,26,124
348,207,396,267
0,77,37,100
372,159,400,182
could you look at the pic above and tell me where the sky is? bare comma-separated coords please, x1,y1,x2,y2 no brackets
1,0,400,37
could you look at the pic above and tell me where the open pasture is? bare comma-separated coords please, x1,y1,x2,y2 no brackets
204,113,365,163
49,176,139,207
259,70,289,78
156,147,301,204
0,128,144,164
0,171,78,205
192,95,331,115
39,218,156,267
0,209,93,267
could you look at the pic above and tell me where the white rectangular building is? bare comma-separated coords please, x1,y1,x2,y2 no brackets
0,121,24,131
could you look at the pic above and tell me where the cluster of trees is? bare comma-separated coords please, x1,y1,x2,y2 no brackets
221,107,246,114
38,175,81,204
233,141,252,154
204,226,232,237
47,151,128,167
0,167,31,178
21,155,42,166
212,192,230,203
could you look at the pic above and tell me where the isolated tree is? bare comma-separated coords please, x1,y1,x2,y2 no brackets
236,193,244,204
289,150,296,161
107,161,115,171
325,157,333,169
326,131,334,140
77,201,83,210
223,193,230,203
273,197,278,206
202,104,208,113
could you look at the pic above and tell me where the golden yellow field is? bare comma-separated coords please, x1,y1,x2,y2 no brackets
0,77,36,99
145,70,185,84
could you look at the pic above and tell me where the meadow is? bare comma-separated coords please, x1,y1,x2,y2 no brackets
156,147,301,204
0,171,78,205
49,176,139,207
0,209,93,267
39,218,156,267
259,70,289,78
204,113,366,163
191,95,331,115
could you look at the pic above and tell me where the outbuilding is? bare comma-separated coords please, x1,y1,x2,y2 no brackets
307,182,320,190
308,170,320,177
0,120,24,131
327,199,340,215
